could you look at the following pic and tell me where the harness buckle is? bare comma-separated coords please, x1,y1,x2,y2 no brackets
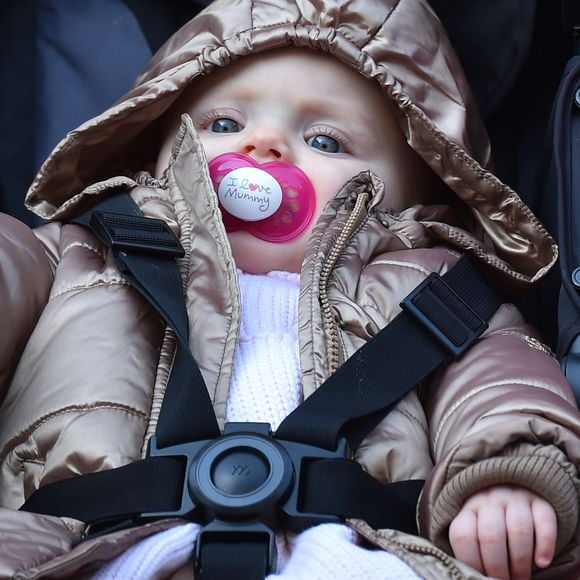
142,423,349,574
400,272,488,357
189,424,294,520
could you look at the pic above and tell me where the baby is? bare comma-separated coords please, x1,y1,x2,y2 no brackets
151,47,563,578
0,1,578,579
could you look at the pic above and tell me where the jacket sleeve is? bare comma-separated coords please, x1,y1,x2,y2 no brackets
0,214,55,403
419,302,580,565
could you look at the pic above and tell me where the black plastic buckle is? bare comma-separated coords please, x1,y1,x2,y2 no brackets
400,272,488,357
90,211,185,257
189,424,294,520
142,423,349,575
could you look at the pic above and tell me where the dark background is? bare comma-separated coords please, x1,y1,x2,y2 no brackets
0,0,572,222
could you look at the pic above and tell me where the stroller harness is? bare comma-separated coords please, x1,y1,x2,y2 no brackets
21,192,502,579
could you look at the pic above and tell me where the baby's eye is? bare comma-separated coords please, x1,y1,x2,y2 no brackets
306,134,341,154
210,118,241,133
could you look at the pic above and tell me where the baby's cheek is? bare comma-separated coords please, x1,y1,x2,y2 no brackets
310,171,352,209
309,157,379,201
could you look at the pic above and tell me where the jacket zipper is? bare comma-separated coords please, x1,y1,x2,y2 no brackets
319,191,370,372
388,537,465,579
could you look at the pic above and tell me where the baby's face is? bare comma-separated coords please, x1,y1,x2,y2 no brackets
157,48,429,273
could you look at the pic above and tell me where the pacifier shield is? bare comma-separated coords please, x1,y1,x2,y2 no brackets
209,153,316,243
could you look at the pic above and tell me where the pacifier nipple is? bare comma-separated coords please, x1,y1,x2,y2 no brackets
209,153,316,243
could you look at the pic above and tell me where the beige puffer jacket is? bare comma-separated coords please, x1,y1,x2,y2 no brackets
0,0,579,578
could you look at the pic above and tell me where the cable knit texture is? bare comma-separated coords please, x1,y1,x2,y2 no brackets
93,523,201,580
226,270,302,430
95,271,420,579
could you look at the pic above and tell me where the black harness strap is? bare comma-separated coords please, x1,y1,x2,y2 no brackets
301,460,425,531
75,196,220,446
23,456,185,525
277,257,498,449
200,541,269,580
21,192,503,579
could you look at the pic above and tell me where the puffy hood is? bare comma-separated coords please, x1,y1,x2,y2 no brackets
25,0,556,287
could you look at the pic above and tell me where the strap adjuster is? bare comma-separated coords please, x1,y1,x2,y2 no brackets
90,211,185,258
400,272,488,357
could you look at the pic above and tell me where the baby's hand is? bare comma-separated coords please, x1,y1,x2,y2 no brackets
448,484,556,579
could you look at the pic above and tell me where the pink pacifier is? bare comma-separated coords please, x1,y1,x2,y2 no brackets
208,152,316,243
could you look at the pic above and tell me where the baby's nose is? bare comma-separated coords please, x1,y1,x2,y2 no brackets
239,125,293,163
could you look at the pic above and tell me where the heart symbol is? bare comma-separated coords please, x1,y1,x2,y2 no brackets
208,152,316,243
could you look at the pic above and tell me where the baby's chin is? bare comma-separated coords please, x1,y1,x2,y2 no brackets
227,231,307,275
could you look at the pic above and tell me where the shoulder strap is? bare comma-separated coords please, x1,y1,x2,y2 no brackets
276,256,500,449
73,193,221,446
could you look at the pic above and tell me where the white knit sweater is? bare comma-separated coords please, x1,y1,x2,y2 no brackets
95,271,419,579
226,270,303,430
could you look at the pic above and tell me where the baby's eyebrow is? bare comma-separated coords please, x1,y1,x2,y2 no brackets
300,99,373,137
301,95,366,117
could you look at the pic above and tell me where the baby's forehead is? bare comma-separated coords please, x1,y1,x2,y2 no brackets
169,46,399,123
